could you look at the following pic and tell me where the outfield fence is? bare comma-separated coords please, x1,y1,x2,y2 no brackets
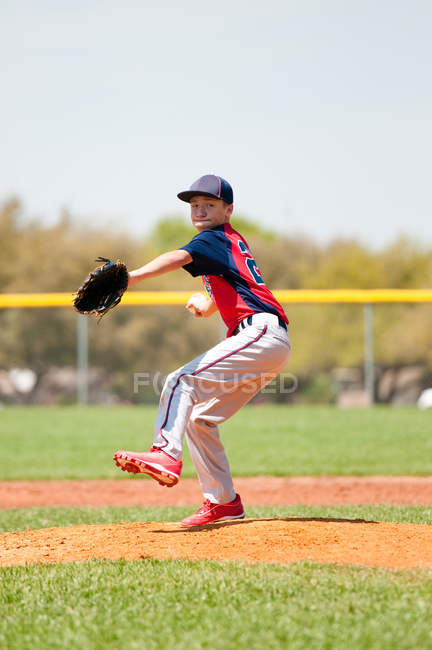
1,289,432,405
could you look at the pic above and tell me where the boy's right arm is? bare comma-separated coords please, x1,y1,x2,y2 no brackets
128,249,192,287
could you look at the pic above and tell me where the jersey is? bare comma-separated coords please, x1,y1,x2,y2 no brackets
180,223,288,337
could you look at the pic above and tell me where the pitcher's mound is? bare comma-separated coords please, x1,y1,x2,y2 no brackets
1,518,432,569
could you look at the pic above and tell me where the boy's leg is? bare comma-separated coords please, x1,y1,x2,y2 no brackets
185,417,235,504
113,350,209,484
152,324,289,460
179,367,285,526
115,323,290,488
185,371,278,504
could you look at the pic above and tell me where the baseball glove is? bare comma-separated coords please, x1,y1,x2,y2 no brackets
73,257,129,318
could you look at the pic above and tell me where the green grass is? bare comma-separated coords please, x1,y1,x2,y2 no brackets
1,504,432,533
1,405,432,479
1,505,431,649
1,558,432,650
2,405,432,649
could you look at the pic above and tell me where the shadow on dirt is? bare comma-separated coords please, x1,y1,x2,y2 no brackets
152,516,379,533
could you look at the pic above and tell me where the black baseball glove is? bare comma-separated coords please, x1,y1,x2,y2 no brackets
73,257,129,318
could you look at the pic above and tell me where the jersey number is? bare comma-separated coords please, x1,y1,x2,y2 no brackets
238,241,264,284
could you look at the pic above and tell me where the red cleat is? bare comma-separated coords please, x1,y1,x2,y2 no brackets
181,493,245,527
113,447,182,487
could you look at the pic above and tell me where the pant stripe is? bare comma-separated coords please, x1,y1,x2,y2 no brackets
159,326,268,441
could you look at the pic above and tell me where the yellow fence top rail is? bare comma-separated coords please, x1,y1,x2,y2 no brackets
0,289,432,309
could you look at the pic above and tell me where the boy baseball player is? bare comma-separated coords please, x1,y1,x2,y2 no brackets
114,175,290,526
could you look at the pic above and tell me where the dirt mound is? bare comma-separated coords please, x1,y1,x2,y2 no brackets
2,518,432,569
2,476,432,509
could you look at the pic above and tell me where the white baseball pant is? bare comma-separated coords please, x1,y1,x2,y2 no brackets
153,313,291,504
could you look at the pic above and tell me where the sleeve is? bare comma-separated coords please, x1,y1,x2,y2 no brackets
180,230,228,277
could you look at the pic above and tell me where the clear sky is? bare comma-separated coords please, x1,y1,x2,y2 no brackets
1,0,431,247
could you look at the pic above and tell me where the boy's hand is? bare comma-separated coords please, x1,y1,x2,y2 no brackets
186,293,213,317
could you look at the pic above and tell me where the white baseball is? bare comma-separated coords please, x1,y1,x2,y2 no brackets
186,293,209,314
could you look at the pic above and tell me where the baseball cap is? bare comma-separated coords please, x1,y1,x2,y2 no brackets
177,174,233,204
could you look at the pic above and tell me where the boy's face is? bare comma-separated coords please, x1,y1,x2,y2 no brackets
190,195,233,232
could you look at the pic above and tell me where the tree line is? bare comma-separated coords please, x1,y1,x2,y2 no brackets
1,198,432,403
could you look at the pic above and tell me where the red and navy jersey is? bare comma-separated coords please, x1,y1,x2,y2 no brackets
180,223,288,337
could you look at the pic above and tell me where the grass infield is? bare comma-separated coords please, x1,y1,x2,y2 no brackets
1,557,432,650
1,504,432,533
1,406,432,649
1,504,432,650
1,405,432,479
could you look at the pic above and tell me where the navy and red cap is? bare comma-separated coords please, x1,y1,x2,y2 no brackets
177,174,233,205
